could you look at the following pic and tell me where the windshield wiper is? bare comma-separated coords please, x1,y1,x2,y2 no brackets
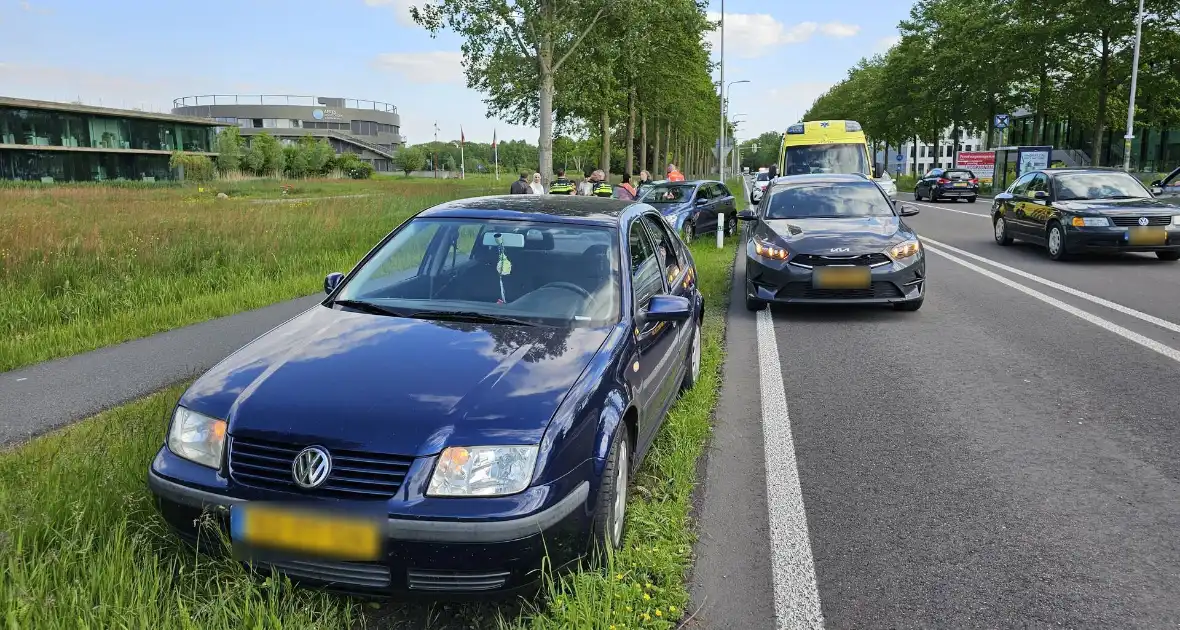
332,299,408,318
408,310,535,326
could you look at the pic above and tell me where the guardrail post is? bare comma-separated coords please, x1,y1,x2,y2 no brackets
716,212,725,249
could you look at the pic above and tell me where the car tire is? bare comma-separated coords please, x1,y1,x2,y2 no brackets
681,220,695,244
929,189,939,202
914,187,923,201
681,315,702,392
894,298,923,312
967,196,977,203
725,213,738,237
1157,251,1180,261
1047,222,1070,261
590,423,630,560
994,216,1013,245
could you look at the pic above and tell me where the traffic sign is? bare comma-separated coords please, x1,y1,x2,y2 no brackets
994,114,1010,129
895,153,905,162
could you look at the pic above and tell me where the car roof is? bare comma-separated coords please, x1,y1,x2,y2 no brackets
418,194,633,227
769,173,873,186
1038,167,1130,178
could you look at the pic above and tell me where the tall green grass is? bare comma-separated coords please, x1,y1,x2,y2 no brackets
0,180,499,372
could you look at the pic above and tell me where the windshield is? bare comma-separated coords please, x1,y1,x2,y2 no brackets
783,143,867,176
638,183,696,203
944,169,975,180
335,218,620,326
765,182,895,219
755,173,770,181
1054,172,1151,201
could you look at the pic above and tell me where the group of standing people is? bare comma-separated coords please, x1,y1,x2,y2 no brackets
508,163,686,200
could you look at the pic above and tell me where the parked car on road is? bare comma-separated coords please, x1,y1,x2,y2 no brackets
739,173,925,311
1150,166,1180,201
637,179,738,244
875,170,898,200
148,195,705,595
992,167,1180,261
914,167,979,203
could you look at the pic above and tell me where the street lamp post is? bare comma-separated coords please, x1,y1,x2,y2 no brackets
721,80,750,182
1123,0,1146,172
718,0,725,186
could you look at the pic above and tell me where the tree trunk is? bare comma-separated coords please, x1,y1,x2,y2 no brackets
652,119,661,176
537,49,555,185
1092,32,1111,167
640,113,648,175
600,109,610,172
665,120,672,173
626,87,636,176
951,126,960,167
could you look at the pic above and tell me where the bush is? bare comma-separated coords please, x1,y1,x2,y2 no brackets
168,152,215,182
334,153,375,179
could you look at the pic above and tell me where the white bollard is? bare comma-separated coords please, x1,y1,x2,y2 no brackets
716,212,725,249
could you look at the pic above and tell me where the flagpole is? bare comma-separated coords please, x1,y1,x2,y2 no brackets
460,126,466,180
494,130,500,181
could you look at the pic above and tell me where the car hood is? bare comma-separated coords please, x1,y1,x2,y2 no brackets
179,305,611,457
1054,197,1179,215
761,216,910,254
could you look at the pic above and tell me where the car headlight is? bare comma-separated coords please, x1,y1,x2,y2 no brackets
753,237,789,260
427,445,539,497
1172,215,1180,226
1071,216,1110,227
167,407,227,469
888,238,921,260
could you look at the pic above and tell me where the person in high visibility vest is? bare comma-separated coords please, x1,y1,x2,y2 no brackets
549,169,575,194
590,170,613,197
666,163,685,182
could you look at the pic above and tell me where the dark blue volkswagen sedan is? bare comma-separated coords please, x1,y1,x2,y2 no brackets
148,195,703,595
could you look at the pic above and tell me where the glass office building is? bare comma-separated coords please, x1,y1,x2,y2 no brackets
0,96,223,182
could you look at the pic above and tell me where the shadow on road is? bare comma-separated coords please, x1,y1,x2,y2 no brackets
768,303,916,323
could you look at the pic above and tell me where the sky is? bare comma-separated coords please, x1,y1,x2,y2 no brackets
0,0,910,146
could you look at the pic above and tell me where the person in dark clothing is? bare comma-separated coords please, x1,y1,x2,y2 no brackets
768,163,778,180
616,173,637,200
549,169,576,195
509,172,531,194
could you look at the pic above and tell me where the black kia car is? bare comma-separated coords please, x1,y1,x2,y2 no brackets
992,167,1180,261
739,174,926,311
914,167,980,203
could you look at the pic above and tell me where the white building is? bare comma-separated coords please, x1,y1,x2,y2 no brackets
875,129,987,177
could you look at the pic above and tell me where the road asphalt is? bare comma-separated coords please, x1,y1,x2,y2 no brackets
689,189,1180,628
0,295,322,446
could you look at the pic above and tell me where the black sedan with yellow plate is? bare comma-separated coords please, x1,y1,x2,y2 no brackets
739,173,926,311
991,167,1180,261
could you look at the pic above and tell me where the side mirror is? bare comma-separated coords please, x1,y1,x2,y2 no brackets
994,192,1014,201
695,197,709,205
898,204,920,217
737,209,757,221
1032,190,1049,202
1151,186,1164,195
639,295,692,324
324,272,344,295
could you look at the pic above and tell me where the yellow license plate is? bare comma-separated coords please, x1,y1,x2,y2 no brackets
813,266,871,289
1129,226,1166,246
954,182,968,187
234,504,382,560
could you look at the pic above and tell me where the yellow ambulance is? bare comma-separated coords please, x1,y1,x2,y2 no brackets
777,120,880,178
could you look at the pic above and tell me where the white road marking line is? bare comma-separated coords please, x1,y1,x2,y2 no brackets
15,378,27,382
756,308,825,629
907,200,989,218
922,237,1180,336
924,244,1180,364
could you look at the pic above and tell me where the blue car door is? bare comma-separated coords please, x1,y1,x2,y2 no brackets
626,216,678,450
640,213,693,406
695,183,718,232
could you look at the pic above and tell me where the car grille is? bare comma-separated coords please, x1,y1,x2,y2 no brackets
1109,216,1171,227
406,568,511,592
229,437,414,500
791,253,891,267
257,558,391,589
778,282,903,300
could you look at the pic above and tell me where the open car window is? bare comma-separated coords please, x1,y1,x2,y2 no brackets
335,218,621,326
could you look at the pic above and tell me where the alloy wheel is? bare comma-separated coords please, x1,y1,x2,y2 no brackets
611,439,628,547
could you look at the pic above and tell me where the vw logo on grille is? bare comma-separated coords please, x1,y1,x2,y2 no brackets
292,446,332,489
1138,216,1150,226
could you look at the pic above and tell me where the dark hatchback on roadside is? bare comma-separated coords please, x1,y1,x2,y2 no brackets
739,173,926,311
991,167,1180,261
914,167,980,203
148,195,705,596
635,179,738,244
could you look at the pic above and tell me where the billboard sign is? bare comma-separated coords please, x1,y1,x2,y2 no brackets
1016,146,1052,177
956,151,996,184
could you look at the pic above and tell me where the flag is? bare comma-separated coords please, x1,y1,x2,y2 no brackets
460,126,465,145
492,129,498,162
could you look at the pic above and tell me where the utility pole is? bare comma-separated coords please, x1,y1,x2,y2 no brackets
433,122,439,179
1123,0,1146,172
717,0,725,183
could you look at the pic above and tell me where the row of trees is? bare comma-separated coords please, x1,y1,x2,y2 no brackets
212,127,374,179
413,0,727,183
799,0,1180,169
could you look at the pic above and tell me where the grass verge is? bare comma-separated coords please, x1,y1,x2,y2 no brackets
0,179,499,372
0,187,740,629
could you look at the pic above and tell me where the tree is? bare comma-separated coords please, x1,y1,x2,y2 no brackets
396,146,427,176
215,126,242,174
413,0,613,184
169,152,215,182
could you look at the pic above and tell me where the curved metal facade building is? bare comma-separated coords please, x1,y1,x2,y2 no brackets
172,95,402,172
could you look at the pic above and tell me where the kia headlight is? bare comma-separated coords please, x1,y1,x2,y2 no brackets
167,407,227,469
427,445,539,497
888,238,922,260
